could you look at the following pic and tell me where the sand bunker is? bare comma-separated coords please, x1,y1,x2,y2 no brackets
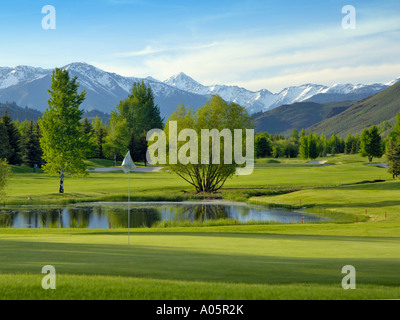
365,163,388,168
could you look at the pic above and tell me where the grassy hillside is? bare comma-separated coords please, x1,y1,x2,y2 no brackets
254,101,353,135
308,81,400,137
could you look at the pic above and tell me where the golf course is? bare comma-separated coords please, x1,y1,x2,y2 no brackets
1,154,399,300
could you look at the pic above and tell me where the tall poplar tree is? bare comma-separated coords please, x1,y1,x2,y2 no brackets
38,68,87,193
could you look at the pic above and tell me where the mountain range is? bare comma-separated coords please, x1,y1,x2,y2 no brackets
254,80,400,138
0,62,398,120
308,80,400,138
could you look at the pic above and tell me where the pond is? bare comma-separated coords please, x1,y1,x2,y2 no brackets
0,201,324,229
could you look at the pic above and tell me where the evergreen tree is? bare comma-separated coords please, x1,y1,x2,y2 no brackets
0,110,22,164
0,121,11,160
21,120,43,167
129,131,148,164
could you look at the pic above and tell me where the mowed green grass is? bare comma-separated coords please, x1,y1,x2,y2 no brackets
1,154,400,299
0,225,399,300
2,154,391,204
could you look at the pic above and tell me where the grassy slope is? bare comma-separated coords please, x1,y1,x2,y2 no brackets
308,81,400,138
254,101,352,135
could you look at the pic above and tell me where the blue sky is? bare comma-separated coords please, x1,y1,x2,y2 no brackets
0,0,399,91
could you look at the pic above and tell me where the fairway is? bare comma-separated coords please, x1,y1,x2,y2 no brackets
1,154,400,300
0,224,399,300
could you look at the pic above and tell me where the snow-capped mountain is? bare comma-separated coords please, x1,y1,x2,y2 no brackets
0,65,51,89
0,62,398,118
0,63,208,119
165,73,399,114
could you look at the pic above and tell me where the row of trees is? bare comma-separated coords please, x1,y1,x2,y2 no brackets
254,115,400,180
0,111,43,167
255,124,391,163
255,129,361,160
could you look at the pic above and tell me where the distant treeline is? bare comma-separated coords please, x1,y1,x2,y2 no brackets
255,129,360,160
0,109,109,167
0,82,161,167
255,118,399,163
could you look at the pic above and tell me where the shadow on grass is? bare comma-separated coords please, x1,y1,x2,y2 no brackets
79,230,400,243
1,237,399,286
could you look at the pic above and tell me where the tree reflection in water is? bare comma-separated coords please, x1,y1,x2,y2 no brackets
0,203,321,229
107,207,161,228
177,204,230,222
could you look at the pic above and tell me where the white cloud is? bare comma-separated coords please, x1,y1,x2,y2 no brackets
98,15,400,91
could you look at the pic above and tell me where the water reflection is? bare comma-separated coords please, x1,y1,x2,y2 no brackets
0,202,324,229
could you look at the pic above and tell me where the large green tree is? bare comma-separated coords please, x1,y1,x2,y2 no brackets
359,126,384,162
103,112,130,164
389,112,400,142
255,133,271,158
38,68,87,193
108,81,163,163
117,81,163,133
150,95,253,193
